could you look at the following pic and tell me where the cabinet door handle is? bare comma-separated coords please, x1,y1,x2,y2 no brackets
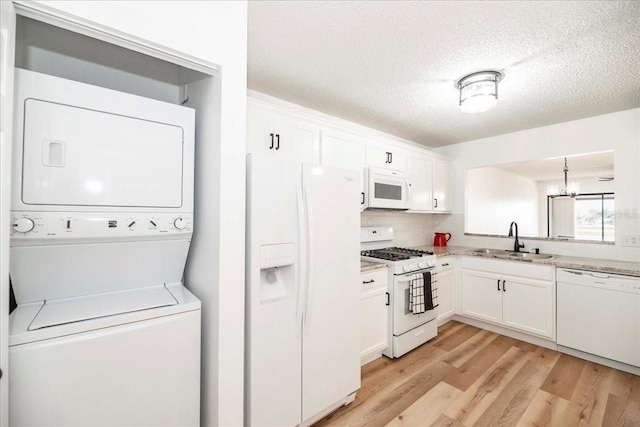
503,280,506,292
361,192,365,205
275,134,280,150
385,292,390,306
389,152,393,163
434,198,438,208
269,133,274,149
497,279,501,291
363,279,375,284
441,263,449,267
385,152,391,163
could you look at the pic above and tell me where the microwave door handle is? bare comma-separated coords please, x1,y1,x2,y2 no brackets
406,180,412,206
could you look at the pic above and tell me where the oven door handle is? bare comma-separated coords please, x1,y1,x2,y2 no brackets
396,267,435,278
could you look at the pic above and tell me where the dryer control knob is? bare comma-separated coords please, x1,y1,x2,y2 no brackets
173,218,187,230
13,217,35,233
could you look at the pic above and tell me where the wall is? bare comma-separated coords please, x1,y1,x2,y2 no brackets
436,108,640,262
466,167,539,236
15,16,183,103
23,2,248,426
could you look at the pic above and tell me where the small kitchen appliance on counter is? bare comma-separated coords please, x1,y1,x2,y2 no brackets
434,232,452,247
361,227,439,358
8,69,201,426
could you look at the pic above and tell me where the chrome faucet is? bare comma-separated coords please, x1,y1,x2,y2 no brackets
508,221,525,252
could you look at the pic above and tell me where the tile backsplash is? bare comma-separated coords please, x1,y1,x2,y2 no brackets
360,210,454,247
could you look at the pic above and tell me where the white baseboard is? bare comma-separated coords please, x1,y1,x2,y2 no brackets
452,315,557,350
452,315,640,375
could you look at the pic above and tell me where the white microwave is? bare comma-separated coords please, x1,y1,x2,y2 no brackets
364,167,410,210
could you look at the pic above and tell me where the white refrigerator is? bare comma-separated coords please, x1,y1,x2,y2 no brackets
246,155,361,426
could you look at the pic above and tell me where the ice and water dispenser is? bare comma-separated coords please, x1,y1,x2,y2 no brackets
259,243,296,303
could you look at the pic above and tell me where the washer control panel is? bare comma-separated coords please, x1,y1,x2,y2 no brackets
10,212,193,244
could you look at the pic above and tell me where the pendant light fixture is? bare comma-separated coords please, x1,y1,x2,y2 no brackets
547,157,580,197
457,70,503,113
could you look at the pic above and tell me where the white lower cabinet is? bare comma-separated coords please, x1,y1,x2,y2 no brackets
460,268,502,323
460,257,555,340
359,269,388,365
436,258,456,323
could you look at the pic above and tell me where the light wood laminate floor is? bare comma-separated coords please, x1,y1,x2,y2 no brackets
315,321,640,427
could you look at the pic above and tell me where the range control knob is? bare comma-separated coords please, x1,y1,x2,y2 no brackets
418,261,427,269
403,264,411,272
13,217,35,233
173,218,187,230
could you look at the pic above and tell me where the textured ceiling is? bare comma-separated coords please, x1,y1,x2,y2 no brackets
247,1,640,147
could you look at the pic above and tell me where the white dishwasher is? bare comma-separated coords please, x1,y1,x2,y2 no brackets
557,268,640,367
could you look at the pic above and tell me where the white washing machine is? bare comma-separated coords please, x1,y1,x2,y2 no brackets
8,69,201,426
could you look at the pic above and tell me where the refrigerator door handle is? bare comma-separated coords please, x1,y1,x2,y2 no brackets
302,177,315,337
295,173,308,338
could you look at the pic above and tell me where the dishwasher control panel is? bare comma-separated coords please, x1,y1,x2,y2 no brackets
557,268,640,292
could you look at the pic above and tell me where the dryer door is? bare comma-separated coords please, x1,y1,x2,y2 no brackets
21,99,184,208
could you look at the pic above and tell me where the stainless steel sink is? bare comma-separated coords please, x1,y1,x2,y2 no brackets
472,248,511,255
471,248,555,260
506,252,554,260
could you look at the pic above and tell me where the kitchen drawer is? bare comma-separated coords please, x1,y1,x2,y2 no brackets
392,320,437,358
361,269,387,292
462,256,555,281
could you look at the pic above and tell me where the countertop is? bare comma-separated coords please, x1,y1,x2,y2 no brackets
360,260,388,273
411,245,640,277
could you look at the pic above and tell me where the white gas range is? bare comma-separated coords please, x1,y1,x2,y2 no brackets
361,227,439,358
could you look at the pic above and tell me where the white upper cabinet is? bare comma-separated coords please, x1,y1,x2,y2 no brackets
432,157,452,212
247,102,318,164
407,151,452,213
320,129,367,209
365,141,408,172
246,95,452,214
407,152,433,212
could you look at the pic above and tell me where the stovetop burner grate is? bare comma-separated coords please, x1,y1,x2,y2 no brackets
361,247,434,261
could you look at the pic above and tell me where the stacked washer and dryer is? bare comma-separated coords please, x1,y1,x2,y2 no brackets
8,69,201,426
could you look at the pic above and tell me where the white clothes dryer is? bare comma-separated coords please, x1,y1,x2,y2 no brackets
9,69,201,426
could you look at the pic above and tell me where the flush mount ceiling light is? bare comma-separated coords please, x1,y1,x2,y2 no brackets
547,157,580,197
457,70,503,113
